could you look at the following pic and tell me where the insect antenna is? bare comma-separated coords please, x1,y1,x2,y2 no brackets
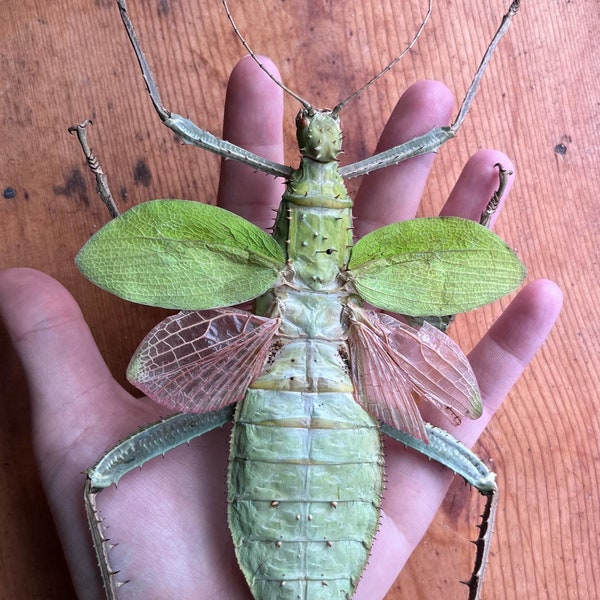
222,0,312,109
332,0,432,116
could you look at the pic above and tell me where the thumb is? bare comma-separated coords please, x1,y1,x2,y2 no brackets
0,267,139,597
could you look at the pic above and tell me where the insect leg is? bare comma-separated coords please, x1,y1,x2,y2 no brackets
69,120,120,219
85,406,235,599
380,422,498,600
479,163,512,228
340,1,521,179
114,0,292,179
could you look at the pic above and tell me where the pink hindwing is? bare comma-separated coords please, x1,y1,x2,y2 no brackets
348,308,481,441
127,308,280,412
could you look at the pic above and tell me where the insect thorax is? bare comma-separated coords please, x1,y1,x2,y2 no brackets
273,157,353,291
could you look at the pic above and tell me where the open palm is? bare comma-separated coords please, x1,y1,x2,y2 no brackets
0,57,561,600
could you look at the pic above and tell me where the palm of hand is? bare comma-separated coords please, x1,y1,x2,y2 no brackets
0,57,561,600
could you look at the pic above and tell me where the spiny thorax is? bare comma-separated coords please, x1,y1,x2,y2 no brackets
272,157,354,291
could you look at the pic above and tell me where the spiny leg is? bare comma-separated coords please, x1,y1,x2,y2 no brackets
114,0,292,179
380,422,498,600
70,100,236,600
85,407,234,599
69,120,120,219
479,163,512,228
84,478,123,599
340,1,521,179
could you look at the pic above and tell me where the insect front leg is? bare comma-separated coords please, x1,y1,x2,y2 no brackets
380,422,497,600
85,407,234,599
114,0,292,179
340,1,520,179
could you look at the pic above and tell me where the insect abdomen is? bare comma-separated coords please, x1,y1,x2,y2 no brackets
228,386,383,599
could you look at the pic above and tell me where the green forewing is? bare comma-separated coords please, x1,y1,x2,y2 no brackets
75,200,286,309
348,217,526,316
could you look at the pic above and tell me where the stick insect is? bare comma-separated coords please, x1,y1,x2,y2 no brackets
74,1,525,598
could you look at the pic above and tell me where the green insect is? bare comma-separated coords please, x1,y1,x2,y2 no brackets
75,1,524,598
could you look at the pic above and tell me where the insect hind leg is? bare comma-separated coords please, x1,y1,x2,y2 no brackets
381,422,498,600
85,407,234,599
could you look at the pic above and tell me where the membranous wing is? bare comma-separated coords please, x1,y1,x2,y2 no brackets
128,308,280,412
348,307,481,442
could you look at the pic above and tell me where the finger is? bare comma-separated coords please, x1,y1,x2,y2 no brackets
440,149,515,224
466,278,563,426
217,56,285,230
0,269,156,454
427,279,563,445
354,511,407,600
0,269,120,447
353,80,454,237
358,279,562,598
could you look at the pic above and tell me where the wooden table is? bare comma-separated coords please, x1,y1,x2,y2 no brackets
1,1,597,598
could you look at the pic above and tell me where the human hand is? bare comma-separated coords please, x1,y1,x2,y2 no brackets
0,56,562,599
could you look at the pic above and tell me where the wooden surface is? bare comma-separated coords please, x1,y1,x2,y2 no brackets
1,0,598,598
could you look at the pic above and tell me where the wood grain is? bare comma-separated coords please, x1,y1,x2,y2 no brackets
1,0,598,598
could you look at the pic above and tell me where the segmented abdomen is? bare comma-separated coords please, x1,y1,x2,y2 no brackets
228,336,384,599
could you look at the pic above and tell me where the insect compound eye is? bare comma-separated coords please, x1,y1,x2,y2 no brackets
297,115,310,130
